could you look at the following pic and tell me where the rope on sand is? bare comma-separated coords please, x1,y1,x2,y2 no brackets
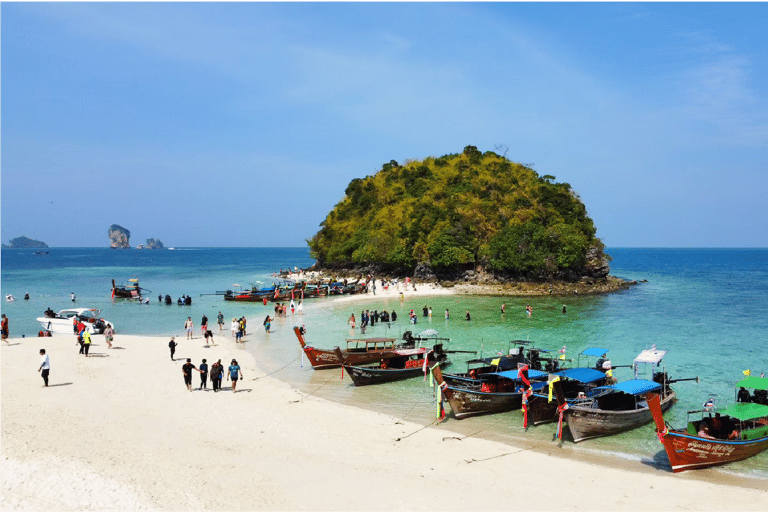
252,354,301,380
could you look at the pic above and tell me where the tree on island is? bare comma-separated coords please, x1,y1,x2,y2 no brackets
308,145,609,282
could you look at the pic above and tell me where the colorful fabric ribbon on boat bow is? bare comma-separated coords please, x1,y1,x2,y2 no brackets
556,402,569,440
518,364,533,428
548,376,560,403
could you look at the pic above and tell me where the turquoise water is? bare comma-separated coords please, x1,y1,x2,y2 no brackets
2,247,767,478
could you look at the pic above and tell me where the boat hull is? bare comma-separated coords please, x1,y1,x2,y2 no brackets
527,394,560,425
344,360,450,387
659,430,768,472
294,327,404,370
433,367,525,419
37,318,106,335
565,391,677,442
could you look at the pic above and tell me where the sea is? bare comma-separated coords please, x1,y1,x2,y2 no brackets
2,247,767,480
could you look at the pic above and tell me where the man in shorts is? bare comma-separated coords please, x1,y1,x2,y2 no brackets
182,358,201,391
227,359,243,392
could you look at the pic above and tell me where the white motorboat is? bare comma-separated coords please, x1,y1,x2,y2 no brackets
37,308,112,335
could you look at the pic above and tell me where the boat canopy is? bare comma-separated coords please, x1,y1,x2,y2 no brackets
735,376,768,391
495,369,548,381
418,329,440,338
555,367,607,384
634,345,667,365
718,402,768,422
597,379,661,396
580,347,609,358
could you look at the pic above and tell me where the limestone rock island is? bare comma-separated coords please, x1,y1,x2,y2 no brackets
108,224,131,249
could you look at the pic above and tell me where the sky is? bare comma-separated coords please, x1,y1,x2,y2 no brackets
2,2,767,248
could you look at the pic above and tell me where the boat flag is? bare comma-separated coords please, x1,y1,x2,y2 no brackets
291,289,294,301
423,351,431,381
548,376,561,403
111,288,115,300
491,357,501,367
744,369,751,376
703,397,715,410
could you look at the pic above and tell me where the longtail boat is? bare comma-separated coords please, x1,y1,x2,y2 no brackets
112,279,150,299
650,376,768,472
433,364,547,419
552,346,697,442
294,326,415,369
336,345,451,386
527,366,609,426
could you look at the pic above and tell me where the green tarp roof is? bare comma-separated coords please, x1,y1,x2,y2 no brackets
719,402,768,422
735,376,768,391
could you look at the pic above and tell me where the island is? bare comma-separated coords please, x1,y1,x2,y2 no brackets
2,236,49,249
307,145,631,296
139,238,166,250
108,224,131,249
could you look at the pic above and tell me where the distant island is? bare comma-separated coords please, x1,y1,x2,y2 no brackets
2,236,49,249
109,224,131,249
137,238,166,250
308,145,631,295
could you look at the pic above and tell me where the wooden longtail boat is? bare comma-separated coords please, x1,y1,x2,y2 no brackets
650,376,768,472
433,364,548,419
527,366,609,426
336,345,451,386
552,346,697,442
111,279,150,299
294,326,414,369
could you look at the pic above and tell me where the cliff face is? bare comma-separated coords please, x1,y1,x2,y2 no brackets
108,225,131,249
145,238,165,249
5,236,49,248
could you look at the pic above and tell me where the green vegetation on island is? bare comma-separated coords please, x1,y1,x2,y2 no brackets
308,146,611,283
3,236,49,249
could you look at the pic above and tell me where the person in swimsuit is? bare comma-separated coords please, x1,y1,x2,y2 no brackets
184,317,194,339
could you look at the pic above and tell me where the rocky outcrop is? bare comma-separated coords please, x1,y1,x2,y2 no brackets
145,238,166,249
5,236,49,249
108,225,131,249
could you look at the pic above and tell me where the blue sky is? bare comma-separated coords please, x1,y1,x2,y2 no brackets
2,2,767,248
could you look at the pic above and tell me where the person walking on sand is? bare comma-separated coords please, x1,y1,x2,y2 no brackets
169,337,177,360
217,311,224,331
82,329,92,356
185,317,194,339
201,314,208,337
1,314,9,343
231,318,238,337
104,323,114,348
182,358,202,391
348,313,356,329
199,359,209,390
227,359,243,393
38,349,50,387
211,359,223,392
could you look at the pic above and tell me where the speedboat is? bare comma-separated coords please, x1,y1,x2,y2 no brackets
37,308,112,335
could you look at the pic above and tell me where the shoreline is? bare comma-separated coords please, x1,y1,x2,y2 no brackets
3,322,767,510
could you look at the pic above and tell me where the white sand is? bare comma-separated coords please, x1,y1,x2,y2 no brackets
2,287,767,510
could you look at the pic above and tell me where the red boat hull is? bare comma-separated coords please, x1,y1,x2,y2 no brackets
659,430,768,473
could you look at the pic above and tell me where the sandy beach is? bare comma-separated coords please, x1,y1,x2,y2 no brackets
2,284,767,510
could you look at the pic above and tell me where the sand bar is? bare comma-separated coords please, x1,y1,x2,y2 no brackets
2,287,767,510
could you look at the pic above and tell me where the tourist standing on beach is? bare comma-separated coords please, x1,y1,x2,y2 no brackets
38,349,50,387
348,313,355,329
199,359,209,390
217,311,224,331
227,359,242,393
428,307,433,320
76,323,86,354
184,317,194,339
182,358,201,391
526,304,533,317
231,318,238,337
82,329,92,356
169,337,177,360
445,309,450,320
465,311,471,321
263,315,272,334
201,314,208,337
204,328,214,347
104,323,114,348
1,314,9,343
501,303,506,314
211,359,223,392
297,301,303,315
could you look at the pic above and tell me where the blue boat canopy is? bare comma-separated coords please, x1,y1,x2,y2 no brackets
495,369,548,381
597,379,661,396
580,347,609,358
554,367,607,384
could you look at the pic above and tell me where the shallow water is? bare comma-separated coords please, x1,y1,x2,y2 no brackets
2,247,766,479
